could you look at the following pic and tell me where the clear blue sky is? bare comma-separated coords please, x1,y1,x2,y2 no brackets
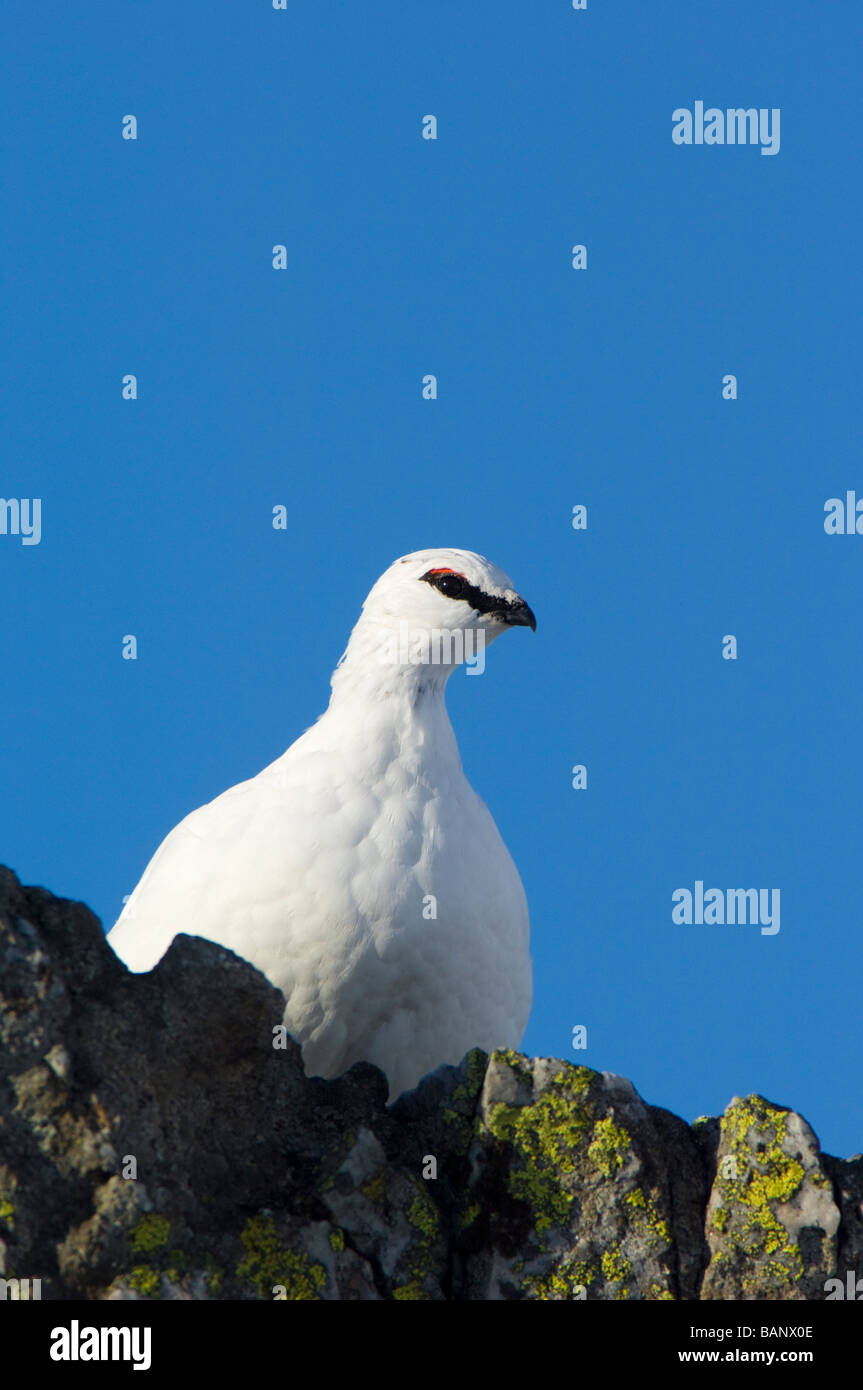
2,2,861,1157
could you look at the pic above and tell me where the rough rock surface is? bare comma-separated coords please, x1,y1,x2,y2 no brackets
0,866,859,1301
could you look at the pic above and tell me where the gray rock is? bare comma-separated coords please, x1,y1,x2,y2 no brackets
0,866,858,1300
700,1096,840,1299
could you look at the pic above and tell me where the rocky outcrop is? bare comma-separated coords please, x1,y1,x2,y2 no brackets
0,866,859,1300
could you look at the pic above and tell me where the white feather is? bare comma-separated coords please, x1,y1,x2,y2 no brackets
108,548,533,1098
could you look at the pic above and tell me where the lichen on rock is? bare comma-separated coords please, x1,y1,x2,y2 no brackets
0,865,859,1301
701,1095,840,1300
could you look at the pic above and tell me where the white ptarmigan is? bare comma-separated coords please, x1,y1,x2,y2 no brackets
108,548,535,1099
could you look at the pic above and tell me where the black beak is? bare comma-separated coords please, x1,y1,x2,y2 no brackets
499,597,536,632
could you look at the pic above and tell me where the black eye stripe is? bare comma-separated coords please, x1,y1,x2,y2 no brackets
420,569,513,618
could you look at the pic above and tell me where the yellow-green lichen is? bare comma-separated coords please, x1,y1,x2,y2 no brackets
558,1061,592,1095
203,1253,223,1296
601,1246,631,1299
490,1048,533,1083
588,1117,631,1178
360,1169,388,1205
624,1187,671,1244
401,1180,441,1293
129,1214,171,1256
713,1096,806,1282
393,1278,432,1300
523,1257,595,1301
0,1196,14,1229
126,1216,222,1298
444,1051,491,1147
443,1106,468,1136
601,1247,631,1281
127,1265,161,1297
236,1215,326,1300
450,1048,488,1108
408,1190,440,1243
460,1202,481,1230
329,1228,345,1253
487,1070,594,1236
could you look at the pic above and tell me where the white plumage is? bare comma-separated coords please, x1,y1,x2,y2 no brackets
108,548,534,1098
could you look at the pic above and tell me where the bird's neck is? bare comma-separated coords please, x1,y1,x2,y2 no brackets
321,618,463,776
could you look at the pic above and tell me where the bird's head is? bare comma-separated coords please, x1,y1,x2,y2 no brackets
334,548,535,691
371,548,535,635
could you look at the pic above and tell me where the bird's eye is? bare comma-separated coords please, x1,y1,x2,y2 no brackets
436,574,465,598
419,567,470,600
